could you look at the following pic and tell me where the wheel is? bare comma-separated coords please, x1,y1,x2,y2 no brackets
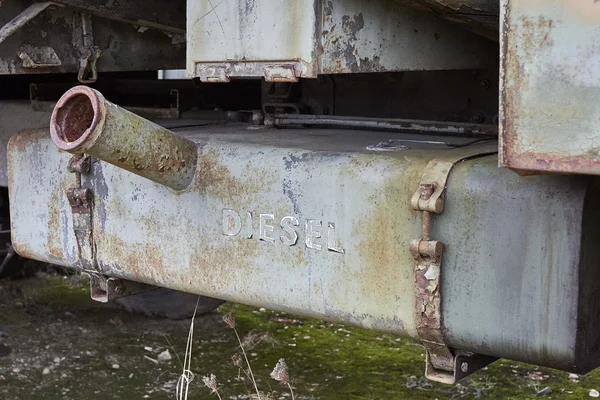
114,288,224,320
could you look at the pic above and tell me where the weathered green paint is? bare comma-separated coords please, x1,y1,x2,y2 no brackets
8,123,600,374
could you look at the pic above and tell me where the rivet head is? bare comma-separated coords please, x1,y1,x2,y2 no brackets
460,362,469,373
419,183,434,200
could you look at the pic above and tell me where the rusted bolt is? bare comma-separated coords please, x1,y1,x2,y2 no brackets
114,284,124,294
479,79,491,90
419,183,434,200
460,362,469,373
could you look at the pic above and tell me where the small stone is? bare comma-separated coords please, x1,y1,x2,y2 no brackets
536,387,552,397
143,396,150,399
42,368,51,375
64,312,75,318
259,308,266,312
12,368,20,373
14,302,23,308
53,357,61,364
128,373,134,379
590,389,600,398
111,364,120,369
61,373,67,378
157,350,171,362
569,373,579,380
144,346,153,352
303,336,311,339
0,344,11,357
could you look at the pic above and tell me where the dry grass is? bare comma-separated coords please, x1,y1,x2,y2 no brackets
176,307,296,400
241,330,277,351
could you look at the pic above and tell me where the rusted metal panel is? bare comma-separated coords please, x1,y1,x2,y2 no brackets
396,0,499,40
47,0,186,33
320,0,496,74
500,0,600,175
187,0,497,80
0,101,51,186
0,1,184,75
187,0,317,80
8,122,600,373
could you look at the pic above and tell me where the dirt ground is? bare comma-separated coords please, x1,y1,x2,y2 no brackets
2,273,600,400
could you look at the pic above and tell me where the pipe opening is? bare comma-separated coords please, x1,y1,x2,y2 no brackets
54,94,95,143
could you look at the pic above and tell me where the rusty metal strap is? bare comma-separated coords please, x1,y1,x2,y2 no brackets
411,144,497,380
66,155,97,271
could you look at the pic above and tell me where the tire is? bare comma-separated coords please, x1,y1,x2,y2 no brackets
114,288,225,320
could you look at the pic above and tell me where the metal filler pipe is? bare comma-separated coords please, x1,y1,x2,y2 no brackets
50,85,197,190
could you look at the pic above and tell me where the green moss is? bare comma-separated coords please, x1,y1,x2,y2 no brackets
200,303,600,399
3,277,600,399
38,275,92,306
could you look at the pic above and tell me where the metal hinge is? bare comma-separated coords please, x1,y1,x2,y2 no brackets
411,158,497,384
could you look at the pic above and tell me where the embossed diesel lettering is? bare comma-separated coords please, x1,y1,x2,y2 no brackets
280,216,299,246
259,213,275,243
327,222,344,254
305,219,322,250
222,209,343,254
245,211,253,239
222,209,242,236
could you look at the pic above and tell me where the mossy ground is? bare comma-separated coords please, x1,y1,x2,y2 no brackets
0,273,598,399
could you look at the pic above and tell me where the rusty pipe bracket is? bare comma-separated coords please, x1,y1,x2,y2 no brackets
411,154,498,384
88,273,158,303
66,154,97,271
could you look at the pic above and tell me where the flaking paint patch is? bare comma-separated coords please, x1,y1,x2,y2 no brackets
46,190,63,259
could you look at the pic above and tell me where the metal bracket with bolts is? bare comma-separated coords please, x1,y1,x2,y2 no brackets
73,11,102,83
88,274,157,303
66,154,97,271
411,152,498,384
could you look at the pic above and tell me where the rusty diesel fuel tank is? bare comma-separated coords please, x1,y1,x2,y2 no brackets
7,88,600,383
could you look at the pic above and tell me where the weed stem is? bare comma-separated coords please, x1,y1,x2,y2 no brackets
234,327,261,399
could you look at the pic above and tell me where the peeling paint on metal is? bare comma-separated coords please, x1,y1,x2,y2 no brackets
320,0,496,74
10,123,600,372
500,0,600,175
0,3,184,75
188,0,496,79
